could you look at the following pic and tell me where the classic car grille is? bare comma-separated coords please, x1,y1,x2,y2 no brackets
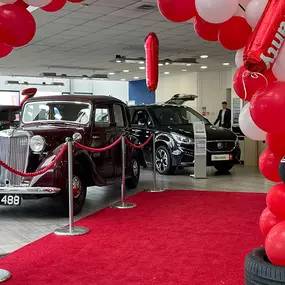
207,141,236,152
0,130,30,186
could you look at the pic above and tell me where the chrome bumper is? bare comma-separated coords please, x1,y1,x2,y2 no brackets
0,187,61,195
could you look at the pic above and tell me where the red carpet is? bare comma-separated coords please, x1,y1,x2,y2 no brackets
0,190,265,285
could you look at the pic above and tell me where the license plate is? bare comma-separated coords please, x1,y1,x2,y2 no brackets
0,194,21,206
211,154,232,161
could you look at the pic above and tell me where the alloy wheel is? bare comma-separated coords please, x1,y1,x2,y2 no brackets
156,149,168,172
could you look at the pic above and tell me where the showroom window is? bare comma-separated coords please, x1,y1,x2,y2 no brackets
113,104,125,127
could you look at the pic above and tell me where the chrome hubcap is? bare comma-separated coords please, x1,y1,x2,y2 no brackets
132,159,138,177
156,149,168,172
72,176,81,199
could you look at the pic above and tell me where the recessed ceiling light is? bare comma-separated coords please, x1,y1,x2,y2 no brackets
186,63,191,66
164,71,170,75
158,63,163,66
223,62,230,66
121,79,126,81
123,70,129,72
109,72,115,75
165,62,170,65
139,61,144,64
134,76,139,79
116,60,122,63
139,66,145,70
200,55,208,59
201,66,207,69
182,69,187,72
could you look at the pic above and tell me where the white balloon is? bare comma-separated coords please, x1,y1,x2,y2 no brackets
239,103,266,141
272,44,285,81
23,0,52,7
245,0,268,28
195,0,238,24
235,48,244,68
0,0,16,3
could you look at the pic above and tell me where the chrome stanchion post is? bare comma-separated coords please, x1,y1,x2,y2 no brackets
0,269,11,282
111,136,136,209
54,138,89,236
145,132,165,193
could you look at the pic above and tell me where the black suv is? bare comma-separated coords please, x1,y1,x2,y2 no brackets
129,94,241,175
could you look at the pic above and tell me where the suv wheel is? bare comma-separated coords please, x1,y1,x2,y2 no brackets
61,162,87,216
125,155,140,189
155,145,175,175
245,247,285,284
214,163,234,173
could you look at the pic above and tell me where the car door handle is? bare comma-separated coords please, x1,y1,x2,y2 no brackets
92,136,100,139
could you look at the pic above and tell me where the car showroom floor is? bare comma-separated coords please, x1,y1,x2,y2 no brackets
0,165,271,256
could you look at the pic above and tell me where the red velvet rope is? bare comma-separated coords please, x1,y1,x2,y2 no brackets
74,137,122,153
0,144,67,177
125,136,153,149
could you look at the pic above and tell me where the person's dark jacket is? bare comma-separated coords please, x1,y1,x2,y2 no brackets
214,108,231,128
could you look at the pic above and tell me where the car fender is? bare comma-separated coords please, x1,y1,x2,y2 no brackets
126,134,146,169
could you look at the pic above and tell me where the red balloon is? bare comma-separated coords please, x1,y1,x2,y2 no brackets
266,133,285,158
259,149,282,182
41,0,66,12
218,16,252,51
265,221,285,266
233,66,276,102
145,32,159,92
0,42,12,58
194,16,220,42
260,207,282,237
0,4,36,47
244,0,285,73
250,81,285,134
14,0,29,8
157,0,197,23
266,183,285,219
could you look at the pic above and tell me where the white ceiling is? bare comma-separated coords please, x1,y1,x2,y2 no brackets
0,0,234,80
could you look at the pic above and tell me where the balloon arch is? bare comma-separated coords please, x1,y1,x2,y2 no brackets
155,0,285,267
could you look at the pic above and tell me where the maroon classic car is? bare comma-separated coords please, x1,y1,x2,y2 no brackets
0,95,142,215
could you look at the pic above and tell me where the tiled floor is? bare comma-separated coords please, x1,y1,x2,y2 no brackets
0,165,271,255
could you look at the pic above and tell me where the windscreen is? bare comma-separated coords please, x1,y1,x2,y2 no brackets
152,106,210,125
22,101,91,124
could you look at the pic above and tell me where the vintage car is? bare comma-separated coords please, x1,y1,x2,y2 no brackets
0,95,142,215
129,94,241,175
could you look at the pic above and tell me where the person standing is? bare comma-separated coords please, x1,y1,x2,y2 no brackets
214,101,231,129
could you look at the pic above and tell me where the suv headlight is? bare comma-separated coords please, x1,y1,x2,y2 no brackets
30,135,46,152
171,132,194,145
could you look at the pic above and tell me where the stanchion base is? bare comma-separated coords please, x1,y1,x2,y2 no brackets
54,226,89,236
144,188,165,193
110,202,137,209
0,269,11,283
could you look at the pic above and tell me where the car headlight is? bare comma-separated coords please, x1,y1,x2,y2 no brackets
171,132,194,145
30,135,46,152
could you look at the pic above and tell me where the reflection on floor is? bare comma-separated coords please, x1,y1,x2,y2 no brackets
0,165,271,255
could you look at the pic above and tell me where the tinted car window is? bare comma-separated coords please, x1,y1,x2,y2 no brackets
153,106,210,125
114,104,125,127
132,109,152,126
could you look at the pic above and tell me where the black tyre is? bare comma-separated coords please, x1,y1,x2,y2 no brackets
213,163,234,173
61,162,87,216
245,247,285,285
125,155,140,190
155,145,175,175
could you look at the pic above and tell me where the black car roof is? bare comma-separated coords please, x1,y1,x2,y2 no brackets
129,104,186,109
26,95,125,105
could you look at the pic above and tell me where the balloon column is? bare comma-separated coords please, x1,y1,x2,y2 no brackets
157,0,285,266
0,0,83,58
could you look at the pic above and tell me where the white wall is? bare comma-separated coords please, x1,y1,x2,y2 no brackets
0,76,129,104
156,70,233,123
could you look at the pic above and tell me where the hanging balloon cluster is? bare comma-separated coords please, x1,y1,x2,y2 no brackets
0,0,84,58
157,0,285,266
